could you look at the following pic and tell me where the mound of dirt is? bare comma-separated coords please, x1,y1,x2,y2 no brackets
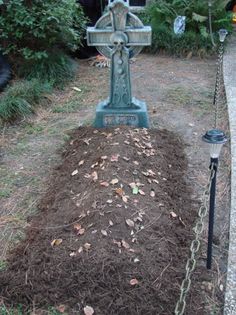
0,127,207,314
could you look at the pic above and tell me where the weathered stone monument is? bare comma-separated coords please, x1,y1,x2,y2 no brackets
87,0,151,127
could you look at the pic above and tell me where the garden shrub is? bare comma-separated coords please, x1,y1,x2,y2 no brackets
141,0,233,56
0,79,51,122
0,0,87,61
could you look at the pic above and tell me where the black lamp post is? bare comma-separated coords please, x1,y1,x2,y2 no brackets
202,129,228,269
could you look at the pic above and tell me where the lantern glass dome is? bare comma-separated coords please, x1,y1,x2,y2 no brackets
202,129,228,159
218,29,228,42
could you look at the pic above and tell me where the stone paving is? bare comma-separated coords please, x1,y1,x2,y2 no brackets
223,32,236,315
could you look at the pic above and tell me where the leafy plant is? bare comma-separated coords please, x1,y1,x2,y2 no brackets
141,0,233,56
0,79,51,122
0,0,87,61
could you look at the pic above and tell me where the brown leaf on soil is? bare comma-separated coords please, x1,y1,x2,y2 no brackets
121,239,130,249
113,239,121,247
150,190,155,197
71,169,78,176
110,154,120,162
122,195,128,203
139,189,145,196
100,181,109,187
91,162,99,168
101,229,108,236
91,171,98,181
83,138,91,145
170,211,177,218
78,228,85,235
130,278,139,286
51,239,63,247
84,243,91,250
115,187,124,197
110,178,119,185
73,223,82,231
126,219,135,227
83,305,94,315
123,156,130,161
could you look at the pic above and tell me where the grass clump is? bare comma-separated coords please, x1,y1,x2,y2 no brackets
18,52,77,88
0,79,51,122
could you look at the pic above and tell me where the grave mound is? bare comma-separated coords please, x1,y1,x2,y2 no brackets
0,127,209,314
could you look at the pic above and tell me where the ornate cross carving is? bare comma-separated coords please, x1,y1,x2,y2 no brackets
87,0,151,126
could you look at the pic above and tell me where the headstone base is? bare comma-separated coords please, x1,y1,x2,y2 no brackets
94,98,149,128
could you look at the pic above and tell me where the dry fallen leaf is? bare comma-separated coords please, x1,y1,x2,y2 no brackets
122,195,128,203
101,229,108,236
91,162,99,168
121,239,130,249
139,189,145,196
51,239,63,247
78,246,83,253
110,178,119,185
69,252,76,257
116,187,124,197
84,305,94,315
100,181,109,187
83,138,91,146
78,228,85,235
150,190,155,198
110,154,120,162
72,86,82,92
84,243,91,250
123,156,130,161
126,219,135,227
73,223,82,231
170,211,177,218
130,278,139,286
71,169,78,176
113,239,121,247
91,171,98,181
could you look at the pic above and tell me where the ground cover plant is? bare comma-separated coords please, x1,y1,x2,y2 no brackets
0,79,51,122
140,0,233,56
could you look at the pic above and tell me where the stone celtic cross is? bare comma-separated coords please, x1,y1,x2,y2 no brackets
87,0,151,127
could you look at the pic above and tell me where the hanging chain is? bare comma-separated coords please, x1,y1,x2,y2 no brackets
174,165,215,315
214,42,224,129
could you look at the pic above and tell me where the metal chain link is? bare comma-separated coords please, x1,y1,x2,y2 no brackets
214,43,224,129
174,165,215,315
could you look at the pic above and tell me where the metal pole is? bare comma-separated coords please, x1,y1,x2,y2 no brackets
207,157,218,269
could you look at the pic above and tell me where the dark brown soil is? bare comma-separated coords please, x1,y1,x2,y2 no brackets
0,126,207,314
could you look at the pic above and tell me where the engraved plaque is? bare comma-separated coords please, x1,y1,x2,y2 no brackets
104,114,139,126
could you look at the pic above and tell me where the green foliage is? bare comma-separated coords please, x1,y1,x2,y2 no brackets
0,0,87,61
0,79,51,122
18,52,77,88
141,0,233,56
